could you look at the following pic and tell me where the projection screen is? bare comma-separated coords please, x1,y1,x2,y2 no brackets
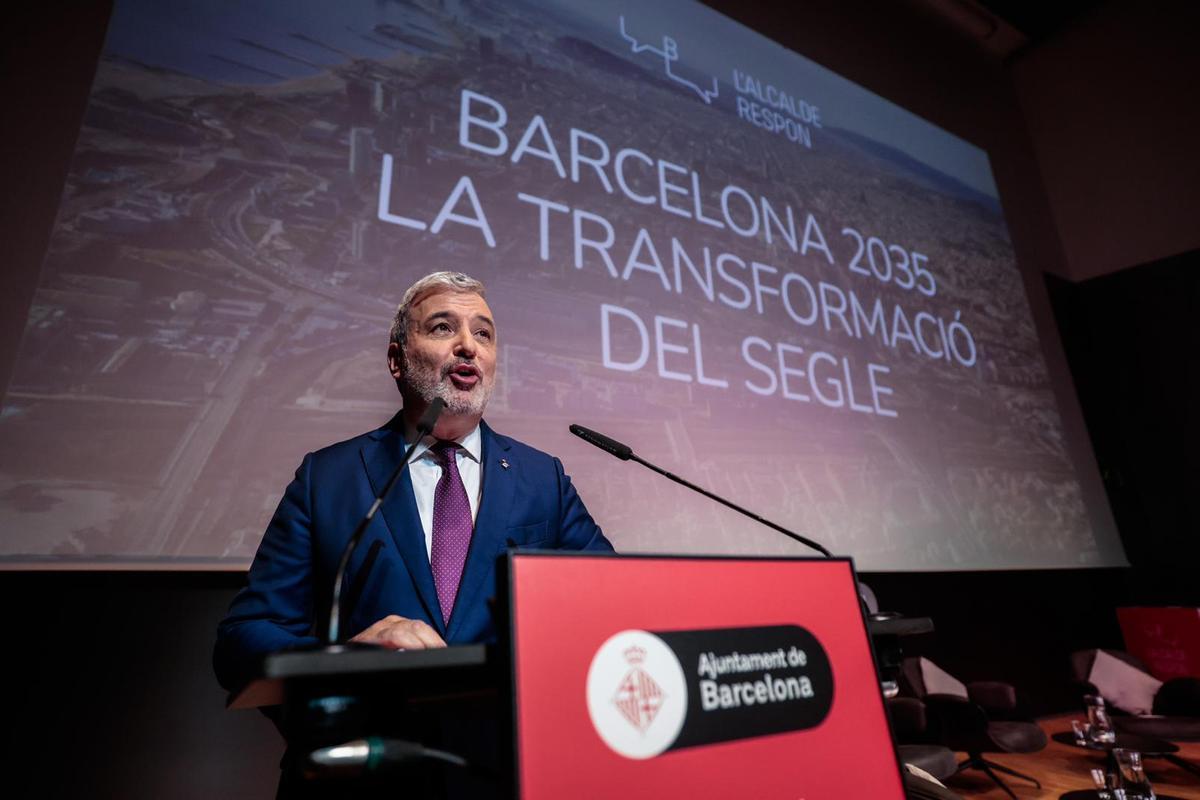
0,0,1126,570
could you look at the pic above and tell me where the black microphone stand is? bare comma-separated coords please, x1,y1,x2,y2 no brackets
569,423,832,557
325,398,445,646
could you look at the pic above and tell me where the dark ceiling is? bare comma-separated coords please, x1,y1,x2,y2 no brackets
974,0,1109,42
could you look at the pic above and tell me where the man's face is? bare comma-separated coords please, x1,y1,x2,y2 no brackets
389,289,497,419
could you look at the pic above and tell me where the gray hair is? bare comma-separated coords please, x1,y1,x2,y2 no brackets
388,271,487,349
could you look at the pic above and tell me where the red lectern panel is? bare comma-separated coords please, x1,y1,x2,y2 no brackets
508,553,905,799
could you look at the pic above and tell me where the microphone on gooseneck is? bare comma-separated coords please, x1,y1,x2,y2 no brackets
568,423,833,558
306,736,487,779
325,398,445,645
568,424,632,460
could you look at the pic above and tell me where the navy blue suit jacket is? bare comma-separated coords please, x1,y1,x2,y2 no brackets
214,418,612,691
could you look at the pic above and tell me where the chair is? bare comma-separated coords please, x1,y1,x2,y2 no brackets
902,768,967,800
1070,648,1200,741
900,657,1048,799
888,696,959,783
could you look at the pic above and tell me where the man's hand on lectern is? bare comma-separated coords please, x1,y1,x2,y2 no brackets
349,615,448,650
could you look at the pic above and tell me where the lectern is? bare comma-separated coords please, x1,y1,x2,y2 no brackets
230,552,911,799
230,643,505,797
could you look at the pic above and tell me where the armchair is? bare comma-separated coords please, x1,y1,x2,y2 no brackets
1070,648,1200,742
900,657,1047,799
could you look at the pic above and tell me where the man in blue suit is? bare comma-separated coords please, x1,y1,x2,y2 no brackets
215,271,613,691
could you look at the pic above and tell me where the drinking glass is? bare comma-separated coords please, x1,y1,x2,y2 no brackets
1086,695,1117,745
1114,748,1156,799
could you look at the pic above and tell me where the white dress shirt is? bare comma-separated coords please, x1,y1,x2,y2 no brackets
406,422,483,559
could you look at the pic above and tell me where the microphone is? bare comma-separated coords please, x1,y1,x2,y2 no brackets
569,423,833,558
306,737,468,778
568,424,632,460
325,398,445,645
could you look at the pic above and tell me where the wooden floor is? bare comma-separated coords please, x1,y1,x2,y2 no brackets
942,715,1200,800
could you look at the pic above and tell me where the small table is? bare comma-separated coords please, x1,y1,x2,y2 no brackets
1050,731,1179,757
1051,731,1200,782
1060,792,1188,799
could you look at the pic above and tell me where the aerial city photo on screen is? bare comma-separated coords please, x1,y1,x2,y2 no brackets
0,0,1111,570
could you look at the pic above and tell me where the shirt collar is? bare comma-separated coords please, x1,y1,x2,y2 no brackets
405,418,482,464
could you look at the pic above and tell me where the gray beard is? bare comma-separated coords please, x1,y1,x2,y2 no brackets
403,359,492,418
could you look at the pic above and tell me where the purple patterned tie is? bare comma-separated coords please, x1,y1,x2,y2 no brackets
430,441,473,626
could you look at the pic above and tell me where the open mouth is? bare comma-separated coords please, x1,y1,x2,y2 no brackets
446,363,480,390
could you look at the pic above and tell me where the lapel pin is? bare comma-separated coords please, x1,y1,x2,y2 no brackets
499,458,510,470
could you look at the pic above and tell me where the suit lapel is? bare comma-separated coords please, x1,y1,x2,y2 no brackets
446,421,514,640
360,423,444,634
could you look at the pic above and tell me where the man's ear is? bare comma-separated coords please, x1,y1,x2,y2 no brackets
387,341,404,381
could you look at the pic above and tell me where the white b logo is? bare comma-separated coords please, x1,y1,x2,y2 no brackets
585,630,688,759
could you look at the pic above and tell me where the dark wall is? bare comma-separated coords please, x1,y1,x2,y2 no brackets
1046,250,1200,573
2,2,1198,797
0,2,113,394
1012,0,1200,280
3,572,282,799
